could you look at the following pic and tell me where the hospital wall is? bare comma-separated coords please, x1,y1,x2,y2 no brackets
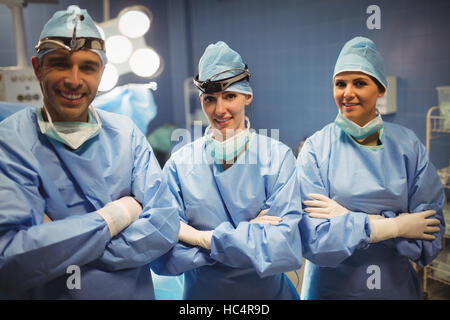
1,0,449,169
165,0,450,169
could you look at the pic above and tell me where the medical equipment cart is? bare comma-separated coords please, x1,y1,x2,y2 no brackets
423,105,450,297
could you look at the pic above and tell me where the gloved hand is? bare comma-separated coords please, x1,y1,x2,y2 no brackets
303,193,350,219
96,196,142,237
178,221,214,250
395,210,440,239
250,208,282,225
369,210,440,243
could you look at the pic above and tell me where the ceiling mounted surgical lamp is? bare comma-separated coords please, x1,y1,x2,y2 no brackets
118,6,152,38
97,5,163,92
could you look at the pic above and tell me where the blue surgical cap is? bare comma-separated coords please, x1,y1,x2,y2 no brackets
198,41,252,95
37,5,107,65
333,36,387,90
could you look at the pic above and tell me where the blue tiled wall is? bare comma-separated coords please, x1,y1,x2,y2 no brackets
1,0,449,168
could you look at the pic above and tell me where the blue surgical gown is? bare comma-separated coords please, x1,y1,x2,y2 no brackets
297,122,445,300
152,133,303,299
0,107,180,299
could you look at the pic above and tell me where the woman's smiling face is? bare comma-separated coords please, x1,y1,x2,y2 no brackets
201,91,252,140
333,71,385,127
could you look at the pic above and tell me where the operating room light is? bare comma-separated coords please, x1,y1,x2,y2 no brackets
105,35,133,64
129,48,161,78
97,5,163,91
98,64,119,92
118,10,151,38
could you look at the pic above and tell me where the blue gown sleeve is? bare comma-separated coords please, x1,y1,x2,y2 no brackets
0,140,111,293
378,143,445,267
150,158,216,276
210,151,303,277
297,139,371,267
90,129,180,271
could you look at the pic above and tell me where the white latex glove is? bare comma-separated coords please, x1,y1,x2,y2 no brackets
303,193,350,219
369,210,440,243
395,210,440,239
250,208,282,225
96,196,142,237
178,221,214,250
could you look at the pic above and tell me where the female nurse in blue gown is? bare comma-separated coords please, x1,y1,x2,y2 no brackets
151,41,303,300
297,36,445,300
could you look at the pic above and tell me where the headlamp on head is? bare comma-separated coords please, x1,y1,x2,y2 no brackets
35,5,108,65
35,9,106,63
193,65,250,94
35,37,105,54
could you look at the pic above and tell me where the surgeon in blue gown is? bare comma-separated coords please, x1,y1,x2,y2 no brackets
0,6,179,299
151,41,303,300
297,36,445,300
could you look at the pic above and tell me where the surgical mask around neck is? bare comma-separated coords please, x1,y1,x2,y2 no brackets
335,111,383,140
38,106,102,150
205,117,252,163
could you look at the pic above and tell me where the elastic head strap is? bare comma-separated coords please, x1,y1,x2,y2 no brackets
193,65,250,94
